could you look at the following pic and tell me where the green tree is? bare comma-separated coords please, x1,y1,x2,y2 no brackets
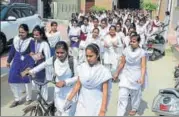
90,6,106,12
141,0,158,18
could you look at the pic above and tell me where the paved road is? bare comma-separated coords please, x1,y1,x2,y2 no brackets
1,46,178,116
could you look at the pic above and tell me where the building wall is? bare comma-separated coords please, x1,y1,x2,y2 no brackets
170,0,179,30
95,0,112,10
80,0,86,12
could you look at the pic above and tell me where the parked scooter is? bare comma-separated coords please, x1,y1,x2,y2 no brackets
152,65,179,116
144,29,166,61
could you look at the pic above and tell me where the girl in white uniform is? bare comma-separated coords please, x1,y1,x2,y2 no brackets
46,21,62,56
99,19,110,62
80,18,91,39
116,23,125,42
32,25,51,101
68,20,81,59
103,26,124,74
23,41,78,116
113,33,148,116
79,28,102,64
63,44,112,116
136,19,149,47
123,27,136,48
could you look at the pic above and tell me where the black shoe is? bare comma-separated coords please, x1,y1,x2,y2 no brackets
9,101,19,108
24,100,32,105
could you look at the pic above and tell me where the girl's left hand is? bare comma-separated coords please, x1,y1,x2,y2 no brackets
98,111,105,116
137,78,145,85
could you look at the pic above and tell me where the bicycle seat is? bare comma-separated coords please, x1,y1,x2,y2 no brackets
159,88,179,98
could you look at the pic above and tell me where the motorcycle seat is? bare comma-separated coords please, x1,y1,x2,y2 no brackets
159,88,179,98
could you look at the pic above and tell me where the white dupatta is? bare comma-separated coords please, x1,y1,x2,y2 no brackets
13,36,32,52
78,63,112,89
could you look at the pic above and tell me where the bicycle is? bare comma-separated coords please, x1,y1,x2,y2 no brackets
22,76,56,116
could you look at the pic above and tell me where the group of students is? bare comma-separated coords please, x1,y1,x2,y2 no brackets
7,9,171,116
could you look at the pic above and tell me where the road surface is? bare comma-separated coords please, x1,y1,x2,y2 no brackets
1,46,178,116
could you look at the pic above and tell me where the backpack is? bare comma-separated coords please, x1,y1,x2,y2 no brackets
52,55,74,77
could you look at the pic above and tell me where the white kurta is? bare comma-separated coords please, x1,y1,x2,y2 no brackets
75,63,112,116
119,46,148,90
103,34,124,72
46,31,62,48
29,57,78,116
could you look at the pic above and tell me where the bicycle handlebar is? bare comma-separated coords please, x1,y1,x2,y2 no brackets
28,75,56,86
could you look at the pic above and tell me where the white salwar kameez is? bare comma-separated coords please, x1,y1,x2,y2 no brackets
32,41,51,101
117,46,148,116
75,62,112,116
29,57,78,116
103,35,124,74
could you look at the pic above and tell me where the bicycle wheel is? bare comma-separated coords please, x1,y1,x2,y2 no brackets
23,104,43,116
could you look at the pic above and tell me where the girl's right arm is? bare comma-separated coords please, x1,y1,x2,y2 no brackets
29,57,53,75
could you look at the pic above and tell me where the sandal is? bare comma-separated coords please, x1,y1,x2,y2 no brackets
129,110,137,116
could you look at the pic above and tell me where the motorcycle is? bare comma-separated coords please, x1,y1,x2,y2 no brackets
152,65,179,116
144,29,166,61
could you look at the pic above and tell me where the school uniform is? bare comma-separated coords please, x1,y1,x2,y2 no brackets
74,62,112,116
117,46,148,116
7,36,35,102
46,31,62,56
29,57,78,116
32,40,51,101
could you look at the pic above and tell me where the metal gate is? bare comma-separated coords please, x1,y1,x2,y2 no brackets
51,0,80,20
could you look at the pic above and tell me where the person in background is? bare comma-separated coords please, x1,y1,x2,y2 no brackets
103,26,124,75
68,20,81,59
79,28,102,64
162,11,170,43
46,21,62,56
80,17,91,41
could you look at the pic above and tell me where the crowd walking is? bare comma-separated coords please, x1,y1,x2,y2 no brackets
6,9,172,116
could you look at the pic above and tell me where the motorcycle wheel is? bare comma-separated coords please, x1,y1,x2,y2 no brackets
150,53,156,61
